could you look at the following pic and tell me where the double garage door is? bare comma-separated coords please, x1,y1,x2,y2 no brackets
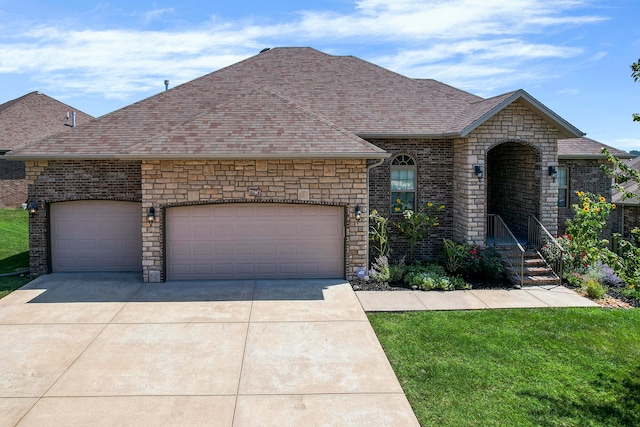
50,201,344,279
166,204,344,280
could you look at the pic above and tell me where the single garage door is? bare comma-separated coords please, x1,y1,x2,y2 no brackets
50,200,142,272
167,203,344,280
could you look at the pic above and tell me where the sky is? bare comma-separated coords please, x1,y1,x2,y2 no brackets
1,0,639,152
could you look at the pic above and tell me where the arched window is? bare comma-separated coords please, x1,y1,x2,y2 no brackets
390,154,416,212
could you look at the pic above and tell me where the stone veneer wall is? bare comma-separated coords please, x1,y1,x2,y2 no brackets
367,139,454,261
24,160,142,275
557,159,613,236
453,100,560,245
141,159,368,282
0,158,27,207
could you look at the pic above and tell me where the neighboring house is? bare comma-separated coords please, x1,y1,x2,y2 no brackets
557,137,634,236
612,156,640,240
10,47,630,282
0,92,93,207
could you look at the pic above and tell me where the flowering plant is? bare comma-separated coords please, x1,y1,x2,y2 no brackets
394,201,443,260
565,191,615,267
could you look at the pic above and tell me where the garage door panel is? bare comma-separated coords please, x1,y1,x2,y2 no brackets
167,203,344,280
51,201,142,273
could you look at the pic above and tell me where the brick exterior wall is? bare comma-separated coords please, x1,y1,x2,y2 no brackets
453,100,560,244
141,159,368,282
487,142,541,237
24,160,142,275
367,139,453,261
557,159,612,236
0,158,27,207
619,206,640,240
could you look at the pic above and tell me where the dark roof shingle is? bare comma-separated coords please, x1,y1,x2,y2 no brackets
0,91,93,152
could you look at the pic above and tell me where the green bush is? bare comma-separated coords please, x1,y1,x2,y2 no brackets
441,239,504,280
442,239,469,274
369,255,391,282
403,263,469,291
584,278,606,300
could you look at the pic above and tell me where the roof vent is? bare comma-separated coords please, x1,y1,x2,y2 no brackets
260,47,271,53
164,80,170,91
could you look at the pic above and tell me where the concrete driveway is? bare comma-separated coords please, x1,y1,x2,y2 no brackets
0,273,419,427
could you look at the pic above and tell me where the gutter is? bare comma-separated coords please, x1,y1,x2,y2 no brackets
364,157,386,272
7,152,391,161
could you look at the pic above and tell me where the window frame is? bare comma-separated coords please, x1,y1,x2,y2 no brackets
390,154,417,213
557,166,569,208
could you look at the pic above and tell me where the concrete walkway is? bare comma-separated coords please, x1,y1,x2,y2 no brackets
356,285,599,312
0,273,419,427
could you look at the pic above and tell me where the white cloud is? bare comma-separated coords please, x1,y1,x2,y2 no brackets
613,138,640,152
0,0,608,100
558,88,581,95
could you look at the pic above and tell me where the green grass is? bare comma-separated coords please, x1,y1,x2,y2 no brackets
0,208,32,297
369,308,640,427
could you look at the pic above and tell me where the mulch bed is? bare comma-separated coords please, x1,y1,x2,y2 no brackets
351,277,638,309
350,276,514,292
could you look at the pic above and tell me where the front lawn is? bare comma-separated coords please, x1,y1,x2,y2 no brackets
0,208,32,297
370,308,640,427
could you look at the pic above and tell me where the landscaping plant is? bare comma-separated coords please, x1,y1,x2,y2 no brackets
368,209,392,258
564,191,616,268
394,201,443,261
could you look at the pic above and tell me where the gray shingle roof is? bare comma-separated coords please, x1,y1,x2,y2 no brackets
0,91,93,152
558,137,634,159
9,47,585,159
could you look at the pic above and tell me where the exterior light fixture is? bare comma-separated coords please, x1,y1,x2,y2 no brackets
474,165,484,181
355,205,362,222
548,166,558,182
26,201,38,214
147,207,155,223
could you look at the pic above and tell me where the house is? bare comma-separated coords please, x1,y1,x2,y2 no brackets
11,47,628,282
0,92,93,207
612,156,640,239
557,137,634,237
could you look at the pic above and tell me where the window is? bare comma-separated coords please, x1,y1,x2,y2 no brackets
557,167,569,207
390,154,416,212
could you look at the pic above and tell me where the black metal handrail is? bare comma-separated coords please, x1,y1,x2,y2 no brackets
528,215,564,281
487,214,525,287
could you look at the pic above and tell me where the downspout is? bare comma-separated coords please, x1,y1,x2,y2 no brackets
365,158,386,271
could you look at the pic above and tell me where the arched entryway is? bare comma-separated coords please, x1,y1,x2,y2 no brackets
487,141,541,240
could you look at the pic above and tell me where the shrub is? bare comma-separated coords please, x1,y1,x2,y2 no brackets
468,246,504,280
388,257,406,282
403,262,469,291
442,239,469,274
442,239,503,280
368,255,390,282
584,278,606,300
